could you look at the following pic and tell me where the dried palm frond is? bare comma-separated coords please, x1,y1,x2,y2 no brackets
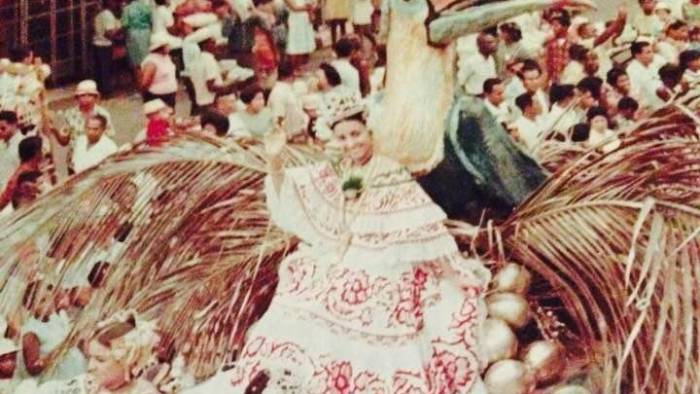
0,134,322,380
468,105,700,393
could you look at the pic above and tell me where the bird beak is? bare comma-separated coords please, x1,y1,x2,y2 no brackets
428,0,596,45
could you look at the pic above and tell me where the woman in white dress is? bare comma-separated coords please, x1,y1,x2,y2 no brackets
284,0,317,70
185,95,491,393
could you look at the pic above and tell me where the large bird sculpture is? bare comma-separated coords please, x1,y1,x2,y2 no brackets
0,1,699,393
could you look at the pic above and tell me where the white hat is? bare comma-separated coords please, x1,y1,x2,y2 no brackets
326,92,366,125
75,79,100,96
143,99,168,115
149,32,171,52
0,338,18,356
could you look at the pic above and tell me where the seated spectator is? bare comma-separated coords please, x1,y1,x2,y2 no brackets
458,29,498,96
237,84,273,138
603,68,639,114
482,78,511,125
268,60,308,139
587,106,620,153
201,111,231,137
331,37,361,95
615,96,641,130
512,92,544,152
61,80,115,140
545,84,579,134
680,49,700,85
510,59,549,120
627,41,665,108
213,94,250,138
496,23,533,74
72,114,119,174
657,63,685,102
138,99,176,146
560,44,588,84
576,76,603,117
657,20,690,63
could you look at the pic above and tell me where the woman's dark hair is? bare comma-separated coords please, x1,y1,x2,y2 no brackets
586,106,608,122
483,78,503,95
577,77,603,99
658,64,683,87
499,22,522,42
154,0,168,5
319,63,342,87
549,84,575,104
631,41,651,56
679,49,700,70
515,93,534,112
606,68,627,86
568,44,589,62
240,84,265,104
201,111,230,136
618,96,639,112
571,123,590,142
19,136,42,163
331,112,364,130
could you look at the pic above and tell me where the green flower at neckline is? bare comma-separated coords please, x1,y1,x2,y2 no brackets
342,176,364,192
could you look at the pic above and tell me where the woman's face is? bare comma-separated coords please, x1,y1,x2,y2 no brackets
590,115,608,132
250,92,266,112
316,70,329,90
333,119,373,164
615,74,631,94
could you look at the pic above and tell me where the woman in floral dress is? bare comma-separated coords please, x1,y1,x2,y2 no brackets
186,96,491,393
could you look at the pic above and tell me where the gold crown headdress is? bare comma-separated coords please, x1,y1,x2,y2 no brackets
327,91,367,127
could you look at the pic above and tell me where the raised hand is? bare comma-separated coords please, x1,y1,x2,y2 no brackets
264,126,287,159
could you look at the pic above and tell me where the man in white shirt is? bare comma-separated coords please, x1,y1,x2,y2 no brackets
72,114,118,174
658,21,690,63
0,111,22,190
481,78,511,125
268,61,308,138
543,84,579,136
626,41,666,108
511,92,544,153
93,0,122,96
510,60,549,121
633,0,664,38
330,38,361,96
188,32,233,115
214,94,251,138
458,29,498,96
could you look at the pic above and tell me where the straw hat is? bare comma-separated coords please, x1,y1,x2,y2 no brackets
149,32,171,52
143,99,168,116
75,79,100,97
